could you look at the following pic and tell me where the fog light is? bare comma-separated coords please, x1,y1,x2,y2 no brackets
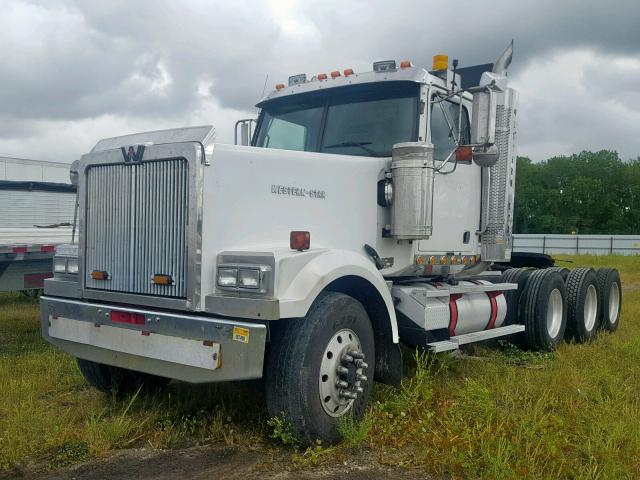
238,268,260,289
217,267,238,287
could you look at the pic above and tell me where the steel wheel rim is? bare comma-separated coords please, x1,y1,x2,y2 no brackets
546,288,563,338
609,282,620,324
318,328,368,417
584,284,598,331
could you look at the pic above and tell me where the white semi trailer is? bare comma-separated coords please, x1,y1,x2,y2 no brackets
41,43,622,444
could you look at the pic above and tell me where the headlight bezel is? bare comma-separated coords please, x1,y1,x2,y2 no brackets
216,263,271,294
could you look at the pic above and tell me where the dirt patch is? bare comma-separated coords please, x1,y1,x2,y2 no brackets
622,282,640,292
1,445,432,480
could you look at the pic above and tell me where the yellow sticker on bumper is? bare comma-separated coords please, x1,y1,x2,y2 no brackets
233,326,250,343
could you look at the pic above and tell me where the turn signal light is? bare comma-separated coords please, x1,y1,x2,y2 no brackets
152,274,173,285
456,146,473,162
344,68,354,76
317,73,328,80
110,310,145,325
330,70,341,78
400,60,413,69
91,270,109,281
275,83,285,91
290,231,310,251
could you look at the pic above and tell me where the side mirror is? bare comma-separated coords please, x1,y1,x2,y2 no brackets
69,160,80,186
470,88,499,167
470,89,496,147
234,119,256,146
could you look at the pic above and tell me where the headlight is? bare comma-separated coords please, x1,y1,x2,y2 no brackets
216,264,271,293
52,244,79,276
54,257,67,274
66,258,79,274
217,267,238,287
238,268,261,289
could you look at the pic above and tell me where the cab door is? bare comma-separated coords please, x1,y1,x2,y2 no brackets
418,92,481,255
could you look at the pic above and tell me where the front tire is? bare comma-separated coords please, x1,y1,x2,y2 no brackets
265,292,374,445
77,358,170,394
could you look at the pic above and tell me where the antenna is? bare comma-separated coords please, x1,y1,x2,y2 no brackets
256,74,269,114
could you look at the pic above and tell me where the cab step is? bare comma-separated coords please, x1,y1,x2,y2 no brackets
427,324,525,352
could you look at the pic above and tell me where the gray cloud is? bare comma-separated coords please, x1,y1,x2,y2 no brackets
0,0,638,162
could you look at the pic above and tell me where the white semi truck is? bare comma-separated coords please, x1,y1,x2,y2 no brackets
41,43,623,444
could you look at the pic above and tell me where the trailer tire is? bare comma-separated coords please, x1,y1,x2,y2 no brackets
521,269,567,350
265,292,374,446
547,267,570,281
596,268,622,332
76,358,170,394
564,268,600,342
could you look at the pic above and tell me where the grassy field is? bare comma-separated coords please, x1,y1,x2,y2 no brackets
1,255,639,478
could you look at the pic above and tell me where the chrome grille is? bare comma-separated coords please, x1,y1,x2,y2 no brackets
85,159,188,297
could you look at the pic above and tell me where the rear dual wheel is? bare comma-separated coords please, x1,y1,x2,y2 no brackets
596,268,622,332
565,268,600,342
520,269,567,350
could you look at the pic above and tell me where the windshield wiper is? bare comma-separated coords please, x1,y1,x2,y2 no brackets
323,141,381,157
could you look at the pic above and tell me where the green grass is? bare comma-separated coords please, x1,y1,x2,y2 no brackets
1,256,639,478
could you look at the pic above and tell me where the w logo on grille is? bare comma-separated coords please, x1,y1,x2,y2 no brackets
121,145,145,163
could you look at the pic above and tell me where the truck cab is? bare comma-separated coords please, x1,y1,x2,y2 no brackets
40,44,623,445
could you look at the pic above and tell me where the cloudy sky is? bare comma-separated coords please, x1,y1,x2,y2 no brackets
1,0,639,163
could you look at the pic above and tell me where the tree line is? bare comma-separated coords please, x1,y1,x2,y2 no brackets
513,151,640,234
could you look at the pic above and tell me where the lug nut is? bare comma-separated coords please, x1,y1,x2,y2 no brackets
341,391,357,400
336,366,349,375
342,354,354,363
349,350,365,359
357,374,367,382
355,360,368,369
356,386,364,394
336,379,348,388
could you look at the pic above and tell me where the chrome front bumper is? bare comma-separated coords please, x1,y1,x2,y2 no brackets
41,296,267,383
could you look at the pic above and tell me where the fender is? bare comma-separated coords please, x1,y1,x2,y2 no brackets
276,249,399,343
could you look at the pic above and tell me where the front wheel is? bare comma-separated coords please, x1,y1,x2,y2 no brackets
77,358,170,394
265,292,374,445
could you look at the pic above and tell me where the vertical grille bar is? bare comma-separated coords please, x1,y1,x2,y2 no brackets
85,158,188,298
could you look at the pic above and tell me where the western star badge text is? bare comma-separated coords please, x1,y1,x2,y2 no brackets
271,184,326,199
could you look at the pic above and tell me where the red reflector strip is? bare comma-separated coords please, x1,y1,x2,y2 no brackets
485,291,502,330
448,293,463,336
12,246,27,254
40,245,55,253
110,311,145,325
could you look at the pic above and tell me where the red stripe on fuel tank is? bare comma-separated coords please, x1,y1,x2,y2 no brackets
448,293,463,336
485,291,502,330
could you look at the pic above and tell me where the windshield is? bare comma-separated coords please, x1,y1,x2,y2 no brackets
255,82,419,157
